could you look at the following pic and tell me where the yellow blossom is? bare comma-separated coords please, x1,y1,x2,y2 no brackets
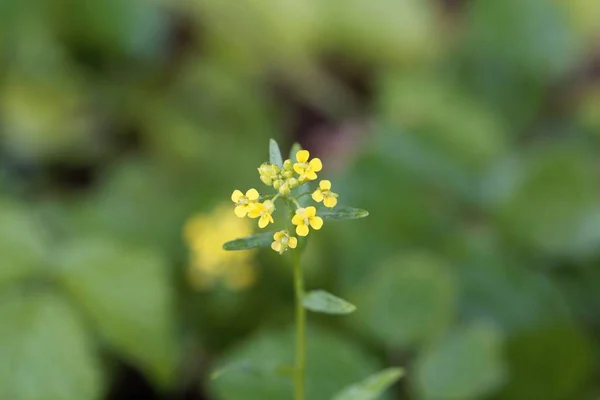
231,188,259,217
292,206,323,237
258,163,281,186
293,150,322,181
248,200,275,228
312,180,338,208
271,230,298,254
184,204,256,291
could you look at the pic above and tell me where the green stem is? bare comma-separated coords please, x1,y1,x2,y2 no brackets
293,250,306,400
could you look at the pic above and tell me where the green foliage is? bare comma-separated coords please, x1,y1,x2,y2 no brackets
302,290,356,315
269,138,284,168
223,232,275,251
319,206,369,221
332,368,404,400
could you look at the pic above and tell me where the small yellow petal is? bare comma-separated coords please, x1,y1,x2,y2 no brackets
312,190,324,202
259,216,269,228
232,190,243,202
292,215,304,225
310,216,323,230
324,196,337,208
297,150,310,163
304,206,317,218
263,200,275,212
234,205,248,218
271,241,282,252
289,237,298,248
309,158,322,172
248,204,262,218
296,224,309,237
319,180,331,190
306,170,318,180
294,164,305,175
246,189,259,201
274,231,285,241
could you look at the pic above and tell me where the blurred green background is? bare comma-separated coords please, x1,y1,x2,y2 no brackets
2,0,600,399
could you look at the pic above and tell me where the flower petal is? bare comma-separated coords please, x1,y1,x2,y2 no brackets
263,200,275,212
309,158,322,172
231,190,243,202
324,196,338,208
248,204,262,218
246,188,259,201
234,205,248,218
310,216,323,230
319,180,331,190
288,237,298,248
312,190,324,202
274,231,285,241
292,215,304,225
296,224,309,237
259,216,269,228
306,170,318,180
304,206,317,218
293,164,305,175
271,241,282,253
296,150,310,163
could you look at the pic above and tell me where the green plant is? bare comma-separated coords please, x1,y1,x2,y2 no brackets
219,139,403,400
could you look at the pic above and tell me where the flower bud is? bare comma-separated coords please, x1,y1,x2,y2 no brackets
283,159,293,171
282,170,294,179
273,179,283,190
279,182,291,195
288,177,298,189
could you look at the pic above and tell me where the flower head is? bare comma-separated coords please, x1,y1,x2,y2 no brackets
292,206,323,237
248,200,275,228
231,188,259,217
293,150,322,182
312,180,338,208
271,230,298,254
258,163,281,186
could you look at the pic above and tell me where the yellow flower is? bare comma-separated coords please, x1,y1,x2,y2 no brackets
271,230,298,254
292,206,323,237
258,163,281,186
248,200,275,228
184,204,256,291
231,188,259,217
312,180,338,208
293,150,322,181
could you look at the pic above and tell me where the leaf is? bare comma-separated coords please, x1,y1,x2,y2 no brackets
223,232,275,251
56,237,177,385
269,138,284,168
211,361,294,380
289,142,302,160
0,201,47,289
0,290,102,400
319,206,369,221
332,368,405,400
414,323,507,400
209,327,389,400
302,290,356,315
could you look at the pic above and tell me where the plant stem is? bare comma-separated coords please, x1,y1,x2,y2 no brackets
293,250,306,400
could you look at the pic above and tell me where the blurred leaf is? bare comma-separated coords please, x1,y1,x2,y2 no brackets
319,206,369,221
332,367,405,400
352,253,457,347
211,360,294,381
302,290,356,315
209,327,388,400
289,142,302,160
0,290,102,400
499,324,593,400
0,201,47,288
414,323,507,400
223,232,275,251
56,238,177,385
269,139,284,168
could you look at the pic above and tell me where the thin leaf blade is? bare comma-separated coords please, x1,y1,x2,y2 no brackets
289,142,302,161
319,206,369,221
223,232,274,251
302,290,356,315
269,139,284,168
332,367,405,400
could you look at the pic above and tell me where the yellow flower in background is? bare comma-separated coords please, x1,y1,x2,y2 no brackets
248,200,275,228
293,150,322,181
292,206,323,237
312,180,338,208
184,204,256,290
231,188,259,217
271,230,298,254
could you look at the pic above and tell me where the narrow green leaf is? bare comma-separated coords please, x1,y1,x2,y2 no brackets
269,139,284,168
211,360,293,380
332,367,405,400
302,290,356,315
289,142,302,161
211,361,252,380
223,232,275,251
319,206,369,221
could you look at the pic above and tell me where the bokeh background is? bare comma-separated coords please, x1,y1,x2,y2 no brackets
2,0,600,399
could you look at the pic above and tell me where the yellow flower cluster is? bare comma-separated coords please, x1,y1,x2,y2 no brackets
231,149,339,255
